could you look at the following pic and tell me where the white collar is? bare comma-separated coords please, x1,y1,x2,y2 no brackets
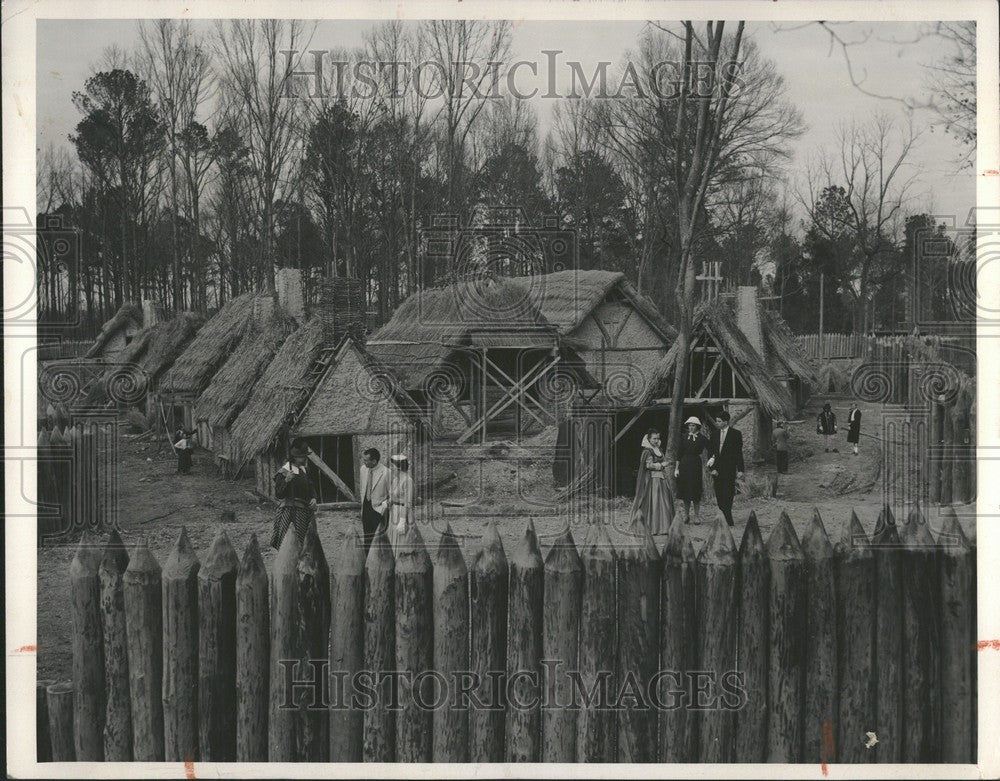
640,435,663,457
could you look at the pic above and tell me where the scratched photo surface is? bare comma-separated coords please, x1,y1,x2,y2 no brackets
15,6,988,774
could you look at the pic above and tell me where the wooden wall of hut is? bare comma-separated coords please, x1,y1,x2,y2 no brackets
927,387,975,505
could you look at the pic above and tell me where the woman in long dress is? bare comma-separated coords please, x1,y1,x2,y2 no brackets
674,416,712,523
630,428,674,534
386,454,414,551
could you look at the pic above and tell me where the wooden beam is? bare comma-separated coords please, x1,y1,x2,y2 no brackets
457,356,560,444
695,356,722,398
613,408,646,444
482,359,551,429
307,450,357,502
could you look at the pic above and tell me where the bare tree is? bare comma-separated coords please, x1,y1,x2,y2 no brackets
925,21,976,168
801,113,920,332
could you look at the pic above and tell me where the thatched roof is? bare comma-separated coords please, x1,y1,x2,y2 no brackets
508,269,675,342
84,303,143,358
195,302,298,430
761,309,819,386
296,338,424,436
227,317,329,467
159,291,266,395
654,300,797,418
81,312,204,407
366,277,558,388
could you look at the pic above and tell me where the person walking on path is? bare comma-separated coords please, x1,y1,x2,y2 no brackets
674,417,711,524
386,453,415,552
359,447,389,554
773,420,790,474
847,403,862,455
173,428,198,475
271,438,317,550
817,402,838,452
709,410,744,527
629,428,675,533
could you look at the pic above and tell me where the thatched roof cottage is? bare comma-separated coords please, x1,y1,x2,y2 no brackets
83,303,145,361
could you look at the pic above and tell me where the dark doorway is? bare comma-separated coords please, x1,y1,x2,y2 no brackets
612,407,666,498
303,434,356,503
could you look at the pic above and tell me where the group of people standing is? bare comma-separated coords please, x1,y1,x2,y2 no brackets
631,410,745,533
270,439,414,553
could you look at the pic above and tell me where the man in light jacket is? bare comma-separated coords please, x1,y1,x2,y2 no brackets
359,447,390,553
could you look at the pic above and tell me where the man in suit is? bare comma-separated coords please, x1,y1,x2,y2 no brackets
359,447,390,554
708,410,744,527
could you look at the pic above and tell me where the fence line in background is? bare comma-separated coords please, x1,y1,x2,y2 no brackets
49,506,976,764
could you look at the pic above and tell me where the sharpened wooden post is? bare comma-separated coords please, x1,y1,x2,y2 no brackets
506,519,544,762
198,529,239,761
99,530,131,761
395,522,433,763
872,506,903,762
470,520,507,762
47,682,76,761
542,528,582,762
433,525,469,762
951,388,971,503
330,531,365,762
162,527,200,762
123,538,164,761
938,509,973,762
37,679,55,762
236,534,269,762
297,520,331,761
70,532,105,761
578,522,617,763
617,519,661,762
363,526,395,762
941,399,954,504
734,511,768,762
269,522,302,761
696,514,738,762
835,511,875,763
901,505,942,762
801,509,836,764
766,511,806,763
929,403,944,504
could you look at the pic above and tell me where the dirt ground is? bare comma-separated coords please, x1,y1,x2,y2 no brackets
36,394,975,683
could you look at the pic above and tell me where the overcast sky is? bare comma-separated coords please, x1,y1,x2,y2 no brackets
37,18,976,227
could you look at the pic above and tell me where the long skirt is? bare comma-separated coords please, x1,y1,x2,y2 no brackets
632,475,674,535
271,502,315,550
676,454,704,502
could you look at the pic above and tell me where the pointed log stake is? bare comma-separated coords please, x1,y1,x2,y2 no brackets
801,509,836,764
872,506,903,763
660,516,697,763
297,520,331,761
363,525,396,762
47,681,76,761
734,511,768,763
69,532,105,761
938,509,973,762
765,511,806,763
198,529,239,761
98,530,131,761
123,538,164,761
433,525,469,762
577,523,617,763
542,528,582,762
330,531,365,762
162,527,200,762
940,400,954,504
37,678,55,762
696,513,738,762
835,510,875,763
236,534,269,761
269,522,302,761
469,520,508,762
900,504,942,762
506,518,544,762
394,522,433,763
929,403,944,503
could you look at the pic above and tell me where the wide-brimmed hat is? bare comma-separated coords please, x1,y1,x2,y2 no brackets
684,416,702,426
289,439,310,458
389,454,408,464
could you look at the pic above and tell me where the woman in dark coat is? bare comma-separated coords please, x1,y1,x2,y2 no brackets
271,438,317,549
817,403,838,452
630,428,674,534
847,402,862,455
173,428,197,475
674,416,712,523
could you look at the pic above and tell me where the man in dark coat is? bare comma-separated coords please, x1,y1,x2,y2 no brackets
709,410,744,527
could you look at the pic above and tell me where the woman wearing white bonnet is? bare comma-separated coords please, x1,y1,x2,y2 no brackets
386,453,414,551
674,415,713,523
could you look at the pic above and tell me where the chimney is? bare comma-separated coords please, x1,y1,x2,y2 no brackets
736,286,766,359
141,299,160,327
316,277,366,345
275,267,305,322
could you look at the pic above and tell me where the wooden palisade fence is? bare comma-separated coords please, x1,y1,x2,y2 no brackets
48,507,976,763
